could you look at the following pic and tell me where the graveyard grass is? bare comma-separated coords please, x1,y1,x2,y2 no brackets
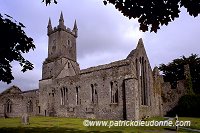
0,116,199,133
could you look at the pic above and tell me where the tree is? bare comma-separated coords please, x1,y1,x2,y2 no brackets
167,94,200,117
42,0,57,5
159,54,200,94
0,14,35,84
42,0,200,33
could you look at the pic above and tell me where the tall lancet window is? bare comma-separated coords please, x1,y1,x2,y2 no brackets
76,87,80,105
91,84,98,104
5,99,12,113
60,87,68,105
110,81,118,104
140,57,148,106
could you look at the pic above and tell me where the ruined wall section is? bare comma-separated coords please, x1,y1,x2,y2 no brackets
0,92,23,117
0,86,39,117
78,59,134,120
39,59,139,120
152,67,163,116
161,64,191,116
124,77,139,120
126,38,159,119
22,89,39,116
39,79,53,116
161,80,187,115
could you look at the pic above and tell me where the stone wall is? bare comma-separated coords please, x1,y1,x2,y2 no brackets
39,59,139,120
127,38,161,119
0,14,169,120
0,86,39,118
161,80,187,115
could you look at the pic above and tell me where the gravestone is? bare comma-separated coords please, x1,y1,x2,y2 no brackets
21,113,29,125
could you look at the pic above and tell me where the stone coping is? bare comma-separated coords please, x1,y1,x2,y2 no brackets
80,59,130,75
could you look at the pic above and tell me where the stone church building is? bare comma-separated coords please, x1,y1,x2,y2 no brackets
0,13,188,120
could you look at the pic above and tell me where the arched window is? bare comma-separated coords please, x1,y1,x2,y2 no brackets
60,88,63,105
5,99,12,113
110,81,118,103
140,57,148,106
60,87,68,105
91,84,98,104
75,86,81,105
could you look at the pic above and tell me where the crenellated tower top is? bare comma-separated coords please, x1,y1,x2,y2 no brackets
46,12,78,62
47,12,78,38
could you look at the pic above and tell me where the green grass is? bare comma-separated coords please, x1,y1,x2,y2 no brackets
179,117,200,130
0,116,198,133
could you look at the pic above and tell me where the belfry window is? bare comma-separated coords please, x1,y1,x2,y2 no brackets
68,40,72,47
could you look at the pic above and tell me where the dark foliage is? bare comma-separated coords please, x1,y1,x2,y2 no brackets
159,54,200,94
103,0,200,32
0,14,35,84
42,0,200,33
42,0,57,6
167,94,200,117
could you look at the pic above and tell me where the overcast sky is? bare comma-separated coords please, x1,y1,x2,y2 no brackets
0,0,200,92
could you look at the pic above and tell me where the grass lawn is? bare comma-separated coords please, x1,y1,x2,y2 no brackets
0,116,198,133
179,117,200,130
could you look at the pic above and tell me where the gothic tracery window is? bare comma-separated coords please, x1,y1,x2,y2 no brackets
140,57,149,106
60,87,68,105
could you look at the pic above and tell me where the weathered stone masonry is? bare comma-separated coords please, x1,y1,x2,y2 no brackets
38,13,162,120
0,86,38,117
0,13,188,120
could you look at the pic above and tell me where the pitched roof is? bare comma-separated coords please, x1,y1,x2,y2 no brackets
0,85,22,95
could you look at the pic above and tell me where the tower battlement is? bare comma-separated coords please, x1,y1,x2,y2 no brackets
47,25,77,38
42,12,80,79
47,12,78,38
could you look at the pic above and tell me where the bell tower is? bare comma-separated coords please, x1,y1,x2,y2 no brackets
47,12,78,61
42,12,80,79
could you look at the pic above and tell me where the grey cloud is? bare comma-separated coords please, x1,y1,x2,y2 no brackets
0,1,199,92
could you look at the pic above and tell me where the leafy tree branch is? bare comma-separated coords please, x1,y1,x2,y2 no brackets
0,14,35,84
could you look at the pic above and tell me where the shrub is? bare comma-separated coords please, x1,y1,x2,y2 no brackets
167,94,200,117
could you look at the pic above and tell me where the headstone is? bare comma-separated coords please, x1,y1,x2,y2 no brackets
21,113,29,125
